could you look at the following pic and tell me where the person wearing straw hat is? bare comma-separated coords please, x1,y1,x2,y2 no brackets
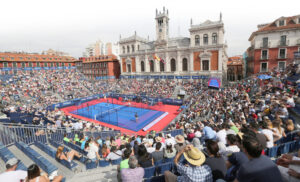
164,145,213,182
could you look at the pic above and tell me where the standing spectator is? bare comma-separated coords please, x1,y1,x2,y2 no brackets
164,145,212,182
0,158,27,182
174,135,186,153
164,141,176,159
205,140,226,181
236,136,283,182
137,145,153,168
121,156,144,182
151,142,164,163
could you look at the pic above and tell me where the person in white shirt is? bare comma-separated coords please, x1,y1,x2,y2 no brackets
220,134,240,157
85,141,100,162
216,125,227,145
0,158,27,182
165,134,176,147
260,121,274,148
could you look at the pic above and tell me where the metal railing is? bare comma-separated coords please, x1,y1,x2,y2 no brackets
0,124,121,146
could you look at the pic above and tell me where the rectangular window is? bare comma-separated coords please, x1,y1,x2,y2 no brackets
279,20,285,26
280,35,286,46
36,62,40,67
21,63,26,68
3,62,8,67
50,63,54,67
299,17,300,24
298,47,300,52
56,63,59,67
28,62,32,67
19,57,23,60
202,60,209,71
279,48,286,59
44,63,48,67
69,63,71,67
261,50,268,60
261,62,268,72
11,57,14,60
263,37,268,47
13,62,17,67
278,61,286,71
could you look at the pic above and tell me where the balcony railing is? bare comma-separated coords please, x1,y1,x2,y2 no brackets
278,40,289,46
260,42,270,48
261,56,268,60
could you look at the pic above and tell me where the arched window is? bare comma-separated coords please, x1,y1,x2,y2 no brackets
150,60,154,72
127,46,130,53
182,58,188,71
171,59,176,72
203,34,208,45
132,45,135,52
195,35,200,45
212,33,217,44
138,45,140,50
141,61,145,72
160,61,164,72
122,46,125,54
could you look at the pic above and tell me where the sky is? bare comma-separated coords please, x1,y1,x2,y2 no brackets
0,0,299,58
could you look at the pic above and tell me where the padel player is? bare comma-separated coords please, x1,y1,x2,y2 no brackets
135,112,138,123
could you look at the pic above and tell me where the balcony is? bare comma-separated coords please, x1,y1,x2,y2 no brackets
278,40,289,47
260,56,268,60
260,42,270,48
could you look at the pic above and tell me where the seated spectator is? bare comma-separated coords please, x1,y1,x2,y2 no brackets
121,156,144,182
236,135,283,182
56,146,81,162
152,142,164,163
120,149,132,170
137,144,153,168
101,144,110,158
26,164,63,182
85,140,100,162
220,134,240,156
272,119,286,142
96,136,103,147
73,134,80,143
153,137,165,151
174,135,186,153
63,133,71,143
164,141,176,159
192,137,203,151
277,153,300,182
164,145,213,182
0,158,27,182
260,121,274,148
203,125,216,140
286,119,295,133
205,140,226,181
165,134,176,146
106,145,122,161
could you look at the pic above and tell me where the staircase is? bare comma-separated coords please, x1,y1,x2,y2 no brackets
171,85,182,99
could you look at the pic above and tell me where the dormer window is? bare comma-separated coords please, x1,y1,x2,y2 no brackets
279,20,285,26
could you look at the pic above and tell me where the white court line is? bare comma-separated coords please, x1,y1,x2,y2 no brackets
143,112,169,131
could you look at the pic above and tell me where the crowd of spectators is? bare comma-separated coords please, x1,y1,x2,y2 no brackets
0,62,300,181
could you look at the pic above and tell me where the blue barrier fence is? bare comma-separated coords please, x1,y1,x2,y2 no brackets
119,75,209,79
47,93,183,110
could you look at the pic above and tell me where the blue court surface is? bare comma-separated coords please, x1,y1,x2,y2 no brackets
70,102,165,132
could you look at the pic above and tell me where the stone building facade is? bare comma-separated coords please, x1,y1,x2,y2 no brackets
119,7,227,83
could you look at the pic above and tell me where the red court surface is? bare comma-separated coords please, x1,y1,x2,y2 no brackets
60,98,180,135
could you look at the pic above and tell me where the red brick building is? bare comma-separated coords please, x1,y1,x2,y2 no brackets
247,15,300,75
79,54,120,80
227,56,244,81
0,52,77,74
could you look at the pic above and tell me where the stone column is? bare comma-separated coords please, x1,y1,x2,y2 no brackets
166,53,170,72
177,52,182,73
189,52,194,72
